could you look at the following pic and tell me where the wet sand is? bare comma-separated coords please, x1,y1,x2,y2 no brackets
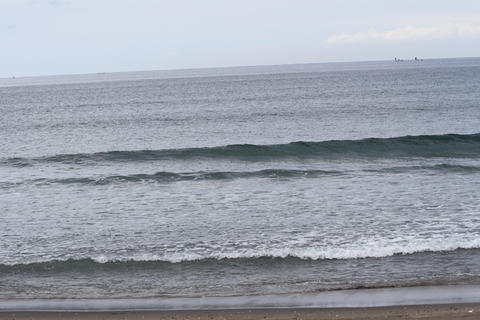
1,304,479,320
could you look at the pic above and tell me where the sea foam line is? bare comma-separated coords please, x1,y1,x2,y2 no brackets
2,238,480,267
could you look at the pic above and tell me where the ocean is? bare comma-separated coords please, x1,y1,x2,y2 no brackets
1,58,480,301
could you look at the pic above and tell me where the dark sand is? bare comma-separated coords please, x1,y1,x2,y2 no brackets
1,304,479,320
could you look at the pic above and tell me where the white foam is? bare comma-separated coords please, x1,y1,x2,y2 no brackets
87,236,480,263
4,236,480,266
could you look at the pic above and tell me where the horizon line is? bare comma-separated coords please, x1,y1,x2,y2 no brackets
2,55,479,81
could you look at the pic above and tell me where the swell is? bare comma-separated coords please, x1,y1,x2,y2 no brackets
365,163,480,174
2,164,479,188
30,169,341,186
43,164,480,185
3,133,480,166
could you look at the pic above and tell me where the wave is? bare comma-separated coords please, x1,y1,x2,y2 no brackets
2,164,478,189
366,163,480,174
2,243,480,270
2,133,480,166
29,169,341,186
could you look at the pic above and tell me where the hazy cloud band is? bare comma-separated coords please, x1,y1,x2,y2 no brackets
327,23,480,44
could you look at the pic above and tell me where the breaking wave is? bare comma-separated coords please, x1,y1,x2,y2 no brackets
2,243,480,270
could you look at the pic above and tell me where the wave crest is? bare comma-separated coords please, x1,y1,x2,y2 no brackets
2,133,480,166
2,241,480,270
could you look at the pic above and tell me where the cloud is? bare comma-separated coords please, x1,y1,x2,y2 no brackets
326,23,480,44
48,0,70,6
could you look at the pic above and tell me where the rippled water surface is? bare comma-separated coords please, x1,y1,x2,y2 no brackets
1,58,480,299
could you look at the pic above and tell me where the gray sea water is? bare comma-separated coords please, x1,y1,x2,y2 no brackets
1,58,480,300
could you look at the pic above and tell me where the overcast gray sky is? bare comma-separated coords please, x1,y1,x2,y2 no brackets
2,0,480,77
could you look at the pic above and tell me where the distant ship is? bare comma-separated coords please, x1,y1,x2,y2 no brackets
394,57,423,62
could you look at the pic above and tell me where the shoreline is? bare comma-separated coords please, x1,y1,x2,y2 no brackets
1,285,480,312
0,304,479,320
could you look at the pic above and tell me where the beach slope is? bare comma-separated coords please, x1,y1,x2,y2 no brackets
1,304,479,320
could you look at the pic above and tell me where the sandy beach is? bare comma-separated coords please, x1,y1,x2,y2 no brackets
1,304,478,320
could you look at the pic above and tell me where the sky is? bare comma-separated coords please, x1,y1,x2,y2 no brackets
1,0,480,77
